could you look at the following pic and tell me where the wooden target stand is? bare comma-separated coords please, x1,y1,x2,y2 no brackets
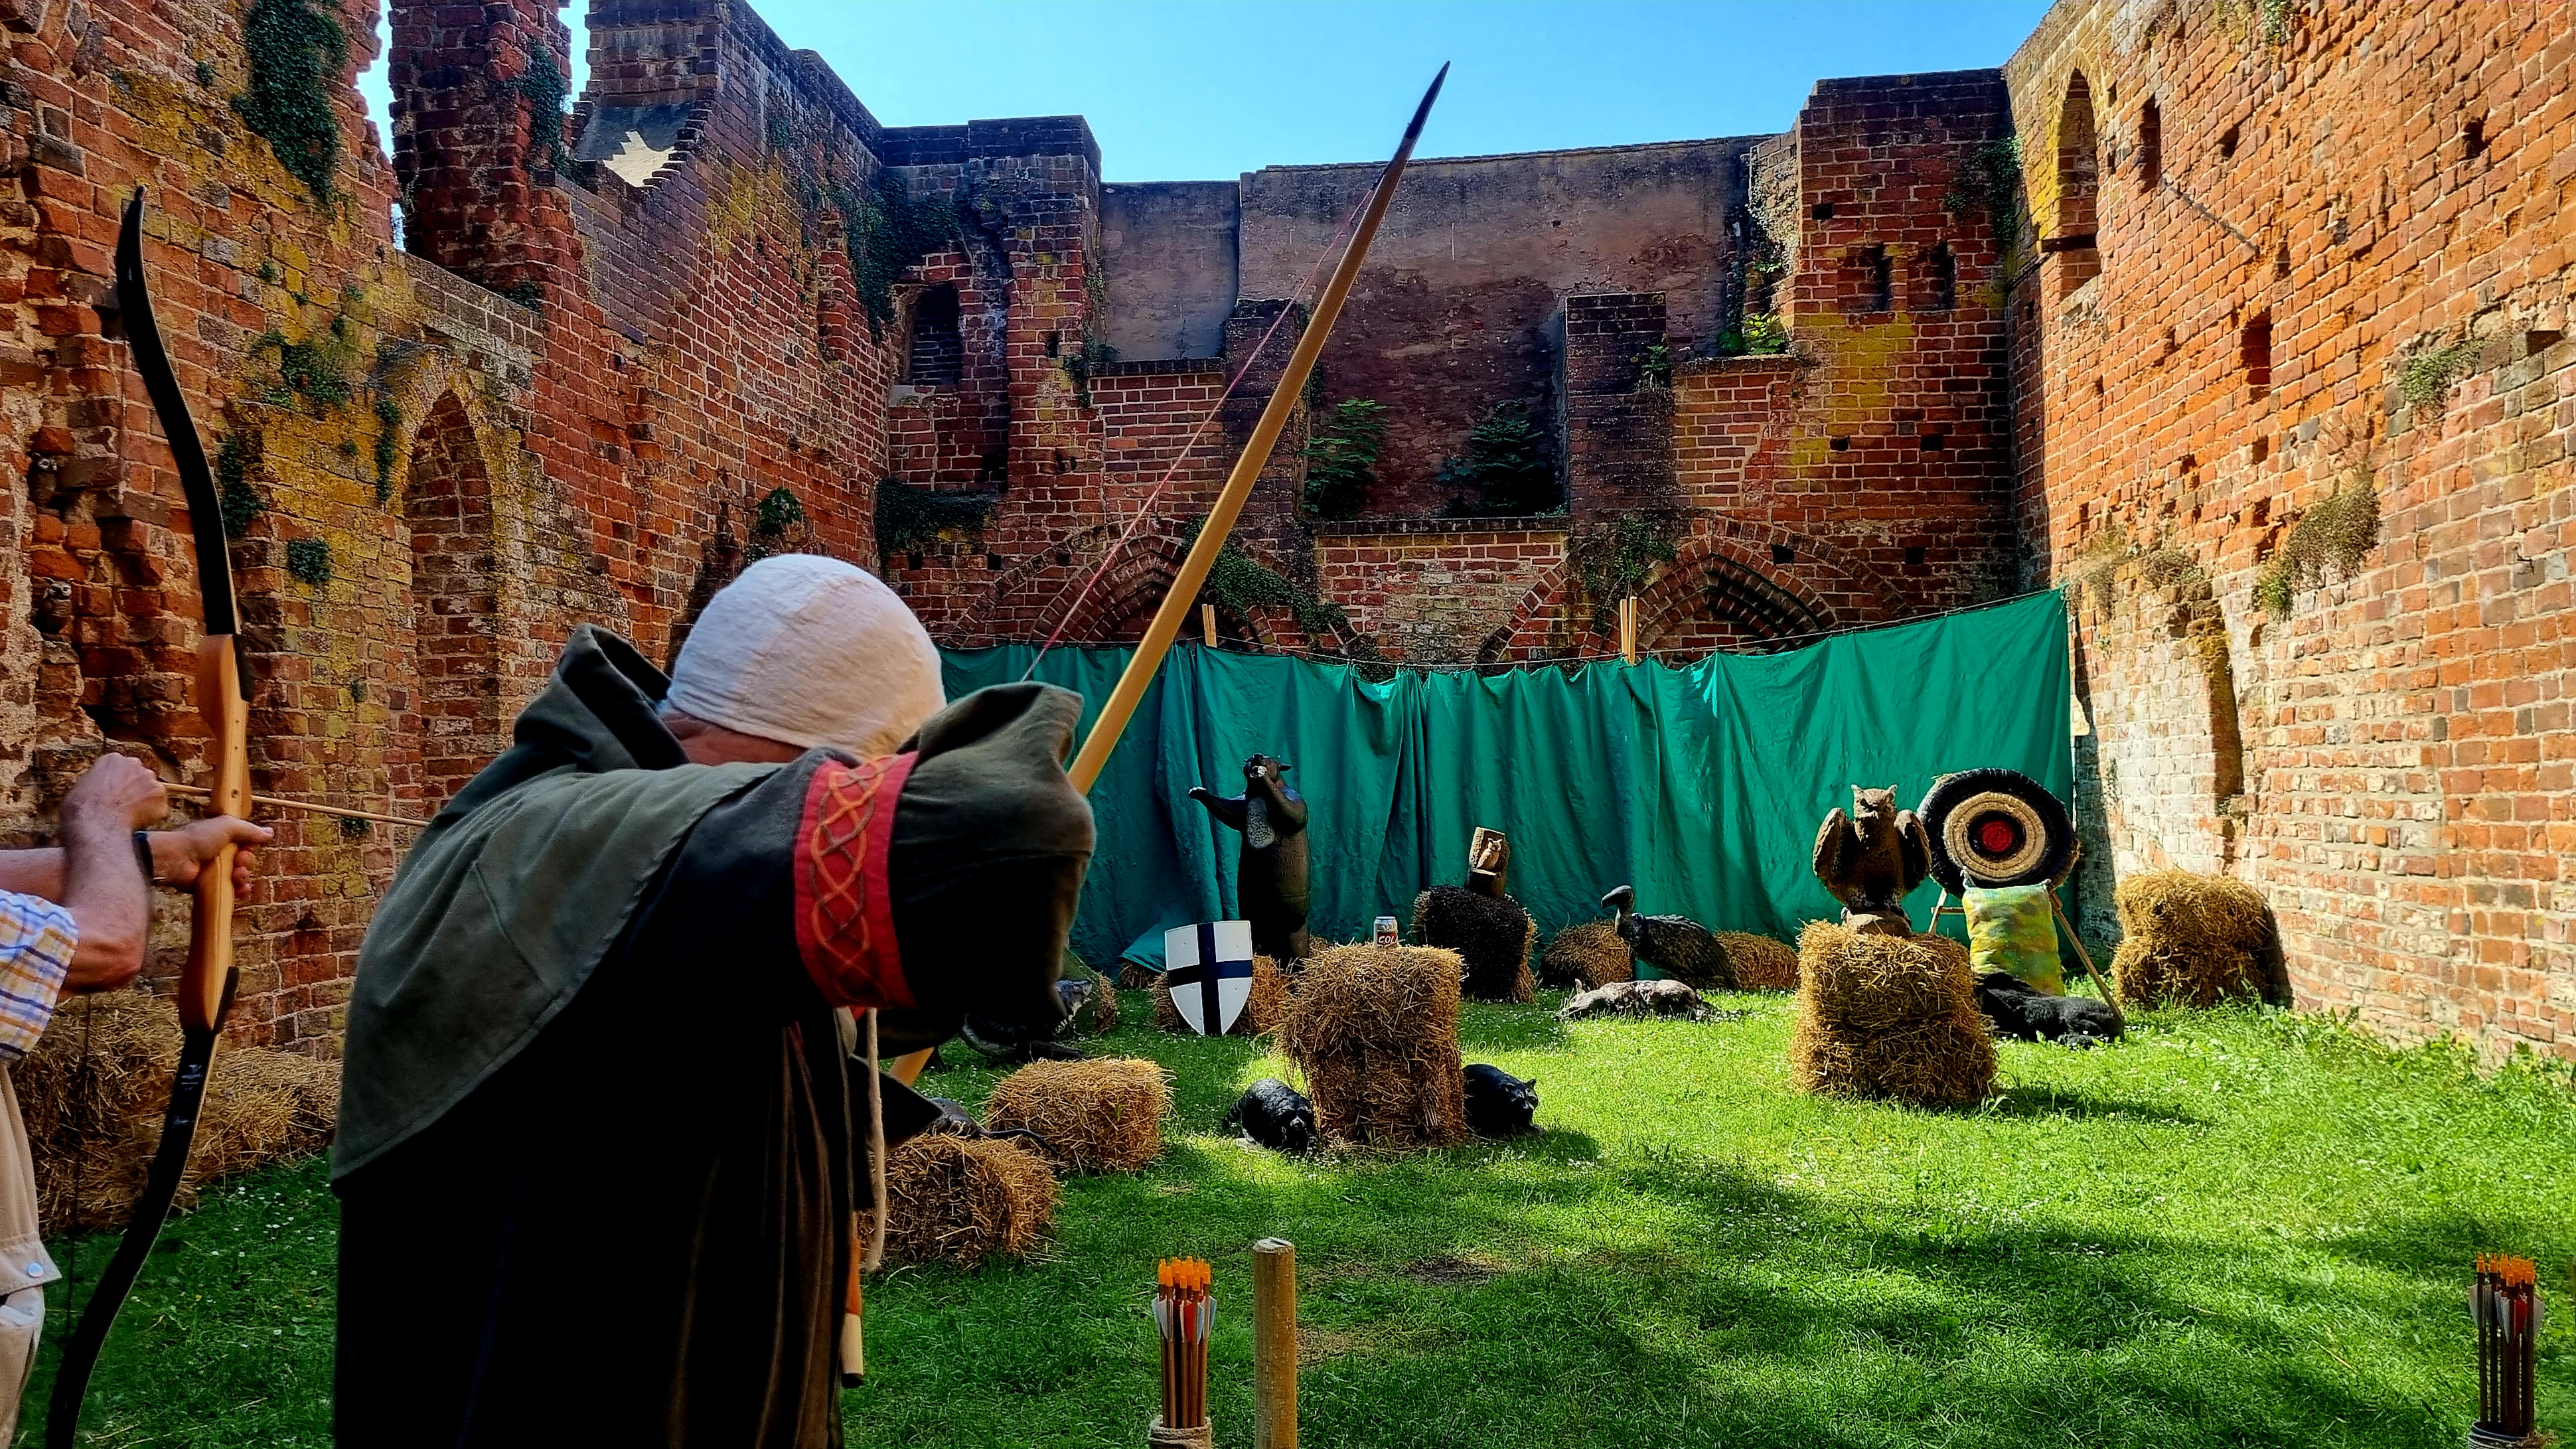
1919,861,2119,1004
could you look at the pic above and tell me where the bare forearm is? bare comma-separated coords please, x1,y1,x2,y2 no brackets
0,848,66,901
60,820,147,986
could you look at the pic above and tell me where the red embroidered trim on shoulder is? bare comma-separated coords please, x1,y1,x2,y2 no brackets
794,753,918,1010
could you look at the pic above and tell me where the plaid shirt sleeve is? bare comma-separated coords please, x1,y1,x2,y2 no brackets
0,891,72,1064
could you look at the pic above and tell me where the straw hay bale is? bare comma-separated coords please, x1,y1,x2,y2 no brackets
1152,954,1291,1035
982,1057,1170,1174
1118,960,1160,990
17,992,341,1231
1714,932,1799,991
862,1134,1059,1267
2109,870,2289,1008
1276,944,1468,1151
1083,966,1121,1035
1789,923,1994,1107
1539,921,1631,990
1411,887,1535,1002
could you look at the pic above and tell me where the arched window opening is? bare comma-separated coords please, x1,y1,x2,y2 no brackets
907,282,961,386
2050,72,2102,297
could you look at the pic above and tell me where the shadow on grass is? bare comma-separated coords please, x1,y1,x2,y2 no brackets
1978,1083,2213,1126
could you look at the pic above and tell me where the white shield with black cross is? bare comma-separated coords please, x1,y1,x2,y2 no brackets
1164,920,1255,1036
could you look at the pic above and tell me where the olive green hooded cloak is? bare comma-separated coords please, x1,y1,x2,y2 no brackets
335,625,1091,1448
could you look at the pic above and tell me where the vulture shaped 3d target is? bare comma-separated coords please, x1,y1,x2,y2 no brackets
1918,769,2074,894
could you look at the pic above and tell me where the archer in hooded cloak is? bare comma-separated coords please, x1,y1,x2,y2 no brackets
331,625,1092,1448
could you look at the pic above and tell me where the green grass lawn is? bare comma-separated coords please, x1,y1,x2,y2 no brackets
26,989,2575,1447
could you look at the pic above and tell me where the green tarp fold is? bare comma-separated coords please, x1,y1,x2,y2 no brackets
941,590,2073,970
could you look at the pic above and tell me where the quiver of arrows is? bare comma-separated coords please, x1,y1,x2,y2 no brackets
2470,1254,2541,1444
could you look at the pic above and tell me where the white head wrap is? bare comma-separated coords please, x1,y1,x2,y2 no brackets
664,554,945,759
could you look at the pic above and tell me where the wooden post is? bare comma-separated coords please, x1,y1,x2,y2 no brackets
1251,1238,1297,1449
1202,602,1219,648
1618,596,1637,665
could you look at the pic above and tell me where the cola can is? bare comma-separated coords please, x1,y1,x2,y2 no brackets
1373,915,1400,947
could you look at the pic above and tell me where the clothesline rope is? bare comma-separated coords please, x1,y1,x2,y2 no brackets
1018,189,1374,680
1000,587,2063,674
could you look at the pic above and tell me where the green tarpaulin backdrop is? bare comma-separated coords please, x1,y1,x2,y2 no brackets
940,589,2074,970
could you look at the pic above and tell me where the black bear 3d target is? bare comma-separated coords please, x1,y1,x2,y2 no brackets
1916,768,2075,894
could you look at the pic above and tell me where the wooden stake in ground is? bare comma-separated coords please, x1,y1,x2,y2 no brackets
1252,1239,1298,1449
1067,66,1448,793
1620,595,1637,665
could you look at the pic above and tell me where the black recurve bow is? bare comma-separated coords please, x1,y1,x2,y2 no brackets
48,189,253,1446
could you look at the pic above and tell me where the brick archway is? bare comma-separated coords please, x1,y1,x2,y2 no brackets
956,516,1292,650
1482,518,1901,661
402,390,504,808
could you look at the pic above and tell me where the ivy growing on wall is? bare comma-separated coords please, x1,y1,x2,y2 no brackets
254,317,360,409
1300,398,1388,520
285,536,334,586
236,0,347,203
1436,400,1556,516
839,171,962,340
1061,338,1118,408
875,478,998,558
1568,513,1683,633
1175,519,1379,664
216,431,265,538
1941,135,2024,248
513,48,575,174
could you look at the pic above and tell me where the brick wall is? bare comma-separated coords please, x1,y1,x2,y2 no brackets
2007,1,2576,1059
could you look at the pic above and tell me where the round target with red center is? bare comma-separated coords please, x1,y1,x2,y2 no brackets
1917,769,2072,894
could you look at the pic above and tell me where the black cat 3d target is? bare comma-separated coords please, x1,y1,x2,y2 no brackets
1916,768,2074,894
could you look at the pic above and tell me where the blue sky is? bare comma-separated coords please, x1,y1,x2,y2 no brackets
358,2,2052,183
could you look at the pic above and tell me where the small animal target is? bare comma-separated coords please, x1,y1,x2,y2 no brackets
1163,921,1256,1036
1917,768,2075,893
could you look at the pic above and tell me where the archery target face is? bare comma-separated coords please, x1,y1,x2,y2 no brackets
1941,791,2050,883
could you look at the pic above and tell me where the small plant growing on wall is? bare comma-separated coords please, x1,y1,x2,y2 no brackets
1436,400,1557,516
2396,333,2478,412
1568,512,1683,632
1301,398,1389,520
2253,475,2379,618
1630,343,1673,390
874,479,998,560
744,485,818,561
1061,336,1118,408
286,536,334,587
1718,313,1789,356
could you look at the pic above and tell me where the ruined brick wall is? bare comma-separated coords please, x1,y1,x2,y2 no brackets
1485,73,2020,662
1235,141,1752,515
0,0,576,1049
1313,520,1568,664
0,0,937,1051
2007,0,2576,1059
